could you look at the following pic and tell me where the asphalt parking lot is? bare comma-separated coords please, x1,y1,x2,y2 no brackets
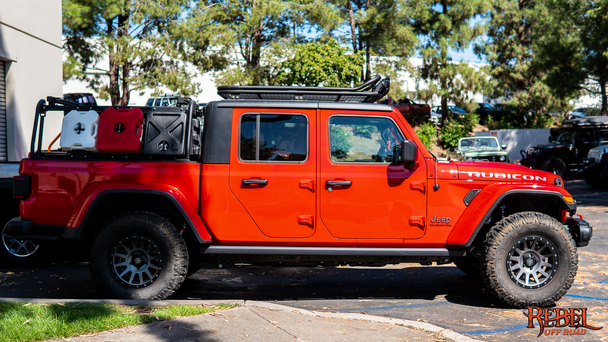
1,179,606,341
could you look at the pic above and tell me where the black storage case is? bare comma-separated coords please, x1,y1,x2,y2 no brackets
143,107,189,156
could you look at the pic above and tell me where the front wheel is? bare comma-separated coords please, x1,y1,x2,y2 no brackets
481,212,578,308
89,211,189,299
541,157,567,177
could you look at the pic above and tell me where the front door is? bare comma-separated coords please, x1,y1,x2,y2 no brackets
319,111,427,239
229,109,316,238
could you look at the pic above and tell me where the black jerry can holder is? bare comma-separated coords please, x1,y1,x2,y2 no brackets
143,107,188,155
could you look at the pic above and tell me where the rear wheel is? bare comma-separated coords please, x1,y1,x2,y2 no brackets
481,212,577,308
541,157,567,177
584,164,605,189
89,211,188,299
600,164,608,189
0,209,45,266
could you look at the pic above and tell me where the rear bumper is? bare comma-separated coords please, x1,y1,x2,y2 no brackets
6,219,64,242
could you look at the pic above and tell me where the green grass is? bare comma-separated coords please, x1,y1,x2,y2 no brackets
0,302,236,342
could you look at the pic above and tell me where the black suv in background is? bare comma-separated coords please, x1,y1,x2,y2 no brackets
520,117,608,176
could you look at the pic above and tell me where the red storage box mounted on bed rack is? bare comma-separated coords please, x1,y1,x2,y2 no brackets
97,107,144,153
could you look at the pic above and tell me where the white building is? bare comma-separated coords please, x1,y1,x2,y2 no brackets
0,0,63,161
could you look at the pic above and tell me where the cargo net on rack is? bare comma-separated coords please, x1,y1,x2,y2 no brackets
217,75,390,103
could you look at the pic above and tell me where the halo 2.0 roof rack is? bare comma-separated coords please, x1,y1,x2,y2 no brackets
217,75,390,103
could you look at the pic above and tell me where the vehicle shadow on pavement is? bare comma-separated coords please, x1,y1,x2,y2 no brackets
178,264,502,308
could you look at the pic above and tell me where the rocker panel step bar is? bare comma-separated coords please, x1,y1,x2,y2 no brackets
201,246,466,257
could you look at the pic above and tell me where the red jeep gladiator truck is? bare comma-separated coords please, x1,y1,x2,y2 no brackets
8,76,592,307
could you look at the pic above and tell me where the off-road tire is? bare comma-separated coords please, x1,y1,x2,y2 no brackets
481,212,577,308
455,261,481,278
584,164,605,189
541,157,567,177
600,164,608,189
0,208,46,266
90,211,189,299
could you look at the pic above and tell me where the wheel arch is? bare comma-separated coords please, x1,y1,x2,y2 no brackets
447,189,574,248
63,189,212,245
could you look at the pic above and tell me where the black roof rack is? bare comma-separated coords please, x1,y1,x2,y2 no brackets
217,75,390,103
563,116,608,127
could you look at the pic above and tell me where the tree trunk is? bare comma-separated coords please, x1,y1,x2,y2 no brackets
119,62,132,106
346,0,357,53
106,18,120,106
601,76,607,116
365,43,371,81
108,50,120,106
440,96,449,127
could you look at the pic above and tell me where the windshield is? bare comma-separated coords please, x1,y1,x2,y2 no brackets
459,137,499,150
556,130,576,144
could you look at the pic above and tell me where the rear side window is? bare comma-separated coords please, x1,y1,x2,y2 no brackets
329,116,404,163
240,114,308,162
146,98,154,106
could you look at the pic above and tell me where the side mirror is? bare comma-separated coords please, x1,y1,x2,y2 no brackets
501,144,507,150
400,140,419,170
449,147,456,152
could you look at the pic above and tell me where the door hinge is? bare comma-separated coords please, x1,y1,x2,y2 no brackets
409,216,426,228
410,181,426,193
299,180,315,192
298,215,315,227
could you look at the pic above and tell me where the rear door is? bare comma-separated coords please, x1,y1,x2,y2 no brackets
319,110,427,240
229,108,316,238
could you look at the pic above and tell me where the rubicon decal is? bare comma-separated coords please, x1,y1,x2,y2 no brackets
465,172,547,182
524,307,602,337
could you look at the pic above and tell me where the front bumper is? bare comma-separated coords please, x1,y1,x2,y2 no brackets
567,216,592,247
519,151,540,168
6,219,64,242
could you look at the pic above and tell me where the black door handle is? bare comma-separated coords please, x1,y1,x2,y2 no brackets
242,179,268,185
326,180,352,187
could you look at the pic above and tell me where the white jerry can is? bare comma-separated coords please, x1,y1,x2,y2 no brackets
59,110,100,152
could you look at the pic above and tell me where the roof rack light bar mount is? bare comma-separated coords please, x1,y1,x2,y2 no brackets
217,75,390,103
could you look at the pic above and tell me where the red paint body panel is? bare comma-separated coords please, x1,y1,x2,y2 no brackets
446,183,571,245
228,108,317,239
318,109,428,240
19,160,201,225
200,164,292,245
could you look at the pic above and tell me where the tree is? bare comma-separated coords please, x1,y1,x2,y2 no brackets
411,0,491,126
275,39,364,87
534,0,608,116
194,0,338,86
327,0,417,82
63,0,198,106
478,0,572,124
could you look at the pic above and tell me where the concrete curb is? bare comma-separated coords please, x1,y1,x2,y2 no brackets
0,298,481,342
246,301,482,342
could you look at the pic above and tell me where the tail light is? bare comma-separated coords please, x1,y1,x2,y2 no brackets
13,175,31,199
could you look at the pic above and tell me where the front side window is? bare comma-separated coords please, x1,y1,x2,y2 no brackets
240,114,308,162
329,116,405,163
